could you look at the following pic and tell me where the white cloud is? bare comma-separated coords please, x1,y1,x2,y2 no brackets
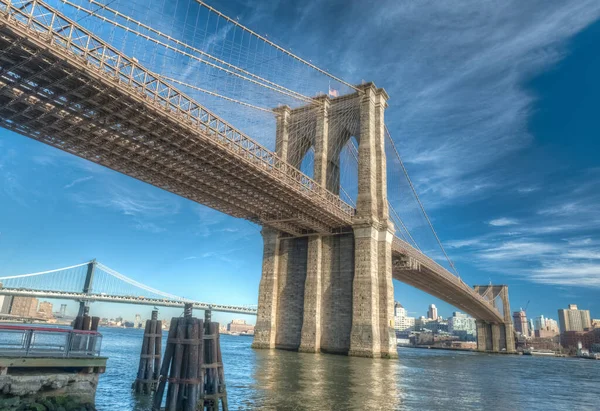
481,241,557,261
446,239,483,249
64,176,93,189
530,263,600,287
488,218,518,227
518,186,539,193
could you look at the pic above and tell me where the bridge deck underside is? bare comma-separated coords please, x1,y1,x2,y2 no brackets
392,239,503,323
0,17,352,236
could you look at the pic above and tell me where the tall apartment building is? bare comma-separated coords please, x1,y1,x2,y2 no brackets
558,304,592,332
10,297,39,318
37,301,54,319
427,304,438,320
534,315,546,331
513,310,529,336
448,311,476,336
227,319,254,334
394,302,415,332
0,295,13,314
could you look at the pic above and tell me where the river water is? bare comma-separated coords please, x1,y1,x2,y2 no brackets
97,327,599,411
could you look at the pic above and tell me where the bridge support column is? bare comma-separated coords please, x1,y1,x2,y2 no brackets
474,285,516,353
501,287,516,353
251,228,280,349
299,236,323,353
349,226,382,358
475,320,487,352
349,84,396,359
491,323,501,352
377,228,397,358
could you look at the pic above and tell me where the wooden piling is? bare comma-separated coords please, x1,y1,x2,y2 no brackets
153,309,227,411
153,317,179,410
134,310,163,394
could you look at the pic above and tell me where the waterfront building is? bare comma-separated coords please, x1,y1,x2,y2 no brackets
227,319,254,334
448,311,476,338
427,304,438,320
394,302,415,332
561,328,600,351
425,319,448,334
10,297,39,318
37,301,54,319
558,304,592,332
414,316,432,331
513,310,529,336
0,295,13,314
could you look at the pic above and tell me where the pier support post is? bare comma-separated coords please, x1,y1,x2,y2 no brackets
153,315,228,410
133,310,162,394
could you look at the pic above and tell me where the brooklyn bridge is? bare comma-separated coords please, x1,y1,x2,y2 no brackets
0,0,516,357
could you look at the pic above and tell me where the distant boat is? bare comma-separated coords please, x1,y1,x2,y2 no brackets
523,348,555,357
229,332,240,336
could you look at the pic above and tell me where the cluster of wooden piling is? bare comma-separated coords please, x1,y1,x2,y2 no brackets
152,308,228,411
72,311,100,354
73,313,100,332
133,310,163,393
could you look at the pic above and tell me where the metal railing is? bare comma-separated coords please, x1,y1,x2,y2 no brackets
0,325,102,357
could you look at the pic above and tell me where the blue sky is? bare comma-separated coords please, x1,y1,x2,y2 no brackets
1,0,600,324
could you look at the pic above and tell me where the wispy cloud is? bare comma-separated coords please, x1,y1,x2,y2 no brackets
447,238,484,249
64,176,93,189
531,263,600,287
488,218,518,227
518,186,539,194
71,183,180,233
298,0,600,206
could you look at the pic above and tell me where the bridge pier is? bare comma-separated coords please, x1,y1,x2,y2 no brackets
473,285,516,353
253,83,397,358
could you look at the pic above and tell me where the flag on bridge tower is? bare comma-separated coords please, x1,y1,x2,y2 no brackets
328,82,339,97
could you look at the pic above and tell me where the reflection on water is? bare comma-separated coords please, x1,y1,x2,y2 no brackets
246,349,401,410
96,328,599,411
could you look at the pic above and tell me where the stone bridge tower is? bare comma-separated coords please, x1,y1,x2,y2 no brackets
473,285,516,353
252,83,397,358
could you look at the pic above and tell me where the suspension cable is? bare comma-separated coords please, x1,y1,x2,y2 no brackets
0,262,89,280
59,0,315,104
70,0,316,103
384,126,460,277
346,140,420,250
161,76,273,113
195,0,359,92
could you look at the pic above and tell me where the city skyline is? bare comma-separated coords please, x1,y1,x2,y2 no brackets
2,0,600,322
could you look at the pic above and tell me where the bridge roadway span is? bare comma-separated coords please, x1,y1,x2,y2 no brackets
0,288,258,315
0,0,503,326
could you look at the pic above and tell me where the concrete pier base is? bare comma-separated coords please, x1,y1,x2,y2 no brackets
0,356,106,410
